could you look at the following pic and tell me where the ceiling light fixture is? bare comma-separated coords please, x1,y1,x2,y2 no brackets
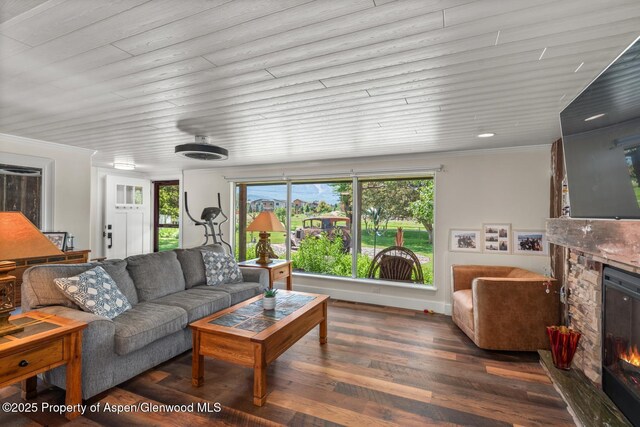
175,135,228,161
584,113,606,121
477,133,495,138
113,162,135,170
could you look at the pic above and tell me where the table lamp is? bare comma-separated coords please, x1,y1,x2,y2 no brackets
246,211,286,264
0,261,24,336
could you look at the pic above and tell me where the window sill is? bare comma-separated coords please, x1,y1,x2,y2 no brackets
292,271,437,291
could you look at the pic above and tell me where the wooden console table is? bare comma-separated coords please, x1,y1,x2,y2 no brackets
238,259,292,290
0,312,86,420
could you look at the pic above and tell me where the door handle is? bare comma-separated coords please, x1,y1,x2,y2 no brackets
107,232,113,249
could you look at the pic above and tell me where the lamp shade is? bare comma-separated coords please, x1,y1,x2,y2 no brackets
0,212,62,260
246,211,285,232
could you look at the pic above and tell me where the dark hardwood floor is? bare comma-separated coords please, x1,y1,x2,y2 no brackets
0,301,574,426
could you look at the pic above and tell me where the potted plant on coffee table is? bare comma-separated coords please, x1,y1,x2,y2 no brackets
263,289,277,310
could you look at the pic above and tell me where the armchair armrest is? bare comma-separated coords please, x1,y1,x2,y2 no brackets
451,265,515,292
472,278,560,350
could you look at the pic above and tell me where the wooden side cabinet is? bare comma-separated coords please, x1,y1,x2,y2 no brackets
238,259,292,290
0,312,86,420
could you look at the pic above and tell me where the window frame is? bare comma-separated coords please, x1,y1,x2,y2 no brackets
232,173,436,286
0,152,54,231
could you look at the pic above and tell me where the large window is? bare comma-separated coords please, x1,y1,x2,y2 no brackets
356,179,433,284
236,184,288,260
291,180,352,277
234,174,434,285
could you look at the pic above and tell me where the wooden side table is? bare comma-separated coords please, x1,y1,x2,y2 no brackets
238,259,293,290
0,312,87,420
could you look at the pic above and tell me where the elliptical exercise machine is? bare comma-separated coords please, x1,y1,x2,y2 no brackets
184,192,232,253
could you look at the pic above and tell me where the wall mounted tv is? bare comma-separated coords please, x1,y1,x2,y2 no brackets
560,36,640,219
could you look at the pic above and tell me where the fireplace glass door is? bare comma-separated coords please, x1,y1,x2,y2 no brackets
603,266,640,425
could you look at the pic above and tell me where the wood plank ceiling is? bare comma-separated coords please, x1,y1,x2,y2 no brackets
1,0,639,171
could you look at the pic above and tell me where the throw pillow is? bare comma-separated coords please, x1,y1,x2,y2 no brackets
201,251,243,286
54,266,132,319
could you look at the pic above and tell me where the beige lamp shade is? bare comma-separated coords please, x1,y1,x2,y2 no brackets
246,211,285,232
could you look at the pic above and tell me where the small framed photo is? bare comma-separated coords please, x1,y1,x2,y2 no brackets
483,223,511,254
44,231,67,251
513,230,548,255
450,229,481,252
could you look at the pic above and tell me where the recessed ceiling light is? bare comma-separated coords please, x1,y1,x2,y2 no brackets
113,162,135,170
584,113,605,121
477,133,495,138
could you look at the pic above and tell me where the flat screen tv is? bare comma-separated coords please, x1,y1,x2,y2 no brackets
560,36,640,219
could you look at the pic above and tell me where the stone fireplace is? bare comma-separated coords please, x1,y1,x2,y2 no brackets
547,218,640,424
565,250,603,384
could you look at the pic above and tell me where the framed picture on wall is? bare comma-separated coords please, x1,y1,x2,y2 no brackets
43,231,67,251
513,230,548,255
449,229,481,252
483,223,511,253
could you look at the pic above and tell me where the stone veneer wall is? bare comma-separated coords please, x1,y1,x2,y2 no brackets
566,250,603,385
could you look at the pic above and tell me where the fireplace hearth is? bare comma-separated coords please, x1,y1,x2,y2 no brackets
603,266,640,426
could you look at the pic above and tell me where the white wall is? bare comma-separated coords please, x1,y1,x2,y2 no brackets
182,145,552,314
182,169,232,248
1,133,94,250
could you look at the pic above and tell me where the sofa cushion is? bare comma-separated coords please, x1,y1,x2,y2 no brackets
126,251,186,301
175,248,207,289
98,259,138,305
54,266,132,319
193,282,261,305
152,290,230,322
201,251,243,286
452,290,474,339
113,302,187,355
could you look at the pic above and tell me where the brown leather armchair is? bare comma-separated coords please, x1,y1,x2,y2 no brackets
451,265,560,351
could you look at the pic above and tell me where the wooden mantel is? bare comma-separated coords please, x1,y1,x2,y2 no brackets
546,218,640,272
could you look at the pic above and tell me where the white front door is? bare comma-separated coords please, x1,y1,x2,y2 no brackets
104,175,151,259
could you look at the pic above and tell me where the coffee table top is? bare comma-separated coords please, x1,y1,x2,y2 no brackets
190,290,328,342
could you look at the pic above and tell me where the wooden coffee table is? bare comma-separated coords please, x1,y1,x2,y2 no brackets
190,290,328,406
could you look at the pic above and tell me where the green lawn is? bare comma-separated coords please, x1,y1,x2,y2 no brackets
360,226,432,255
158,228,179,251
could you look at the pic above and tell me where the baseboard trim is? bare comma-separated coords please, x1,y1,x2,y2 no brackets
284,282,446,313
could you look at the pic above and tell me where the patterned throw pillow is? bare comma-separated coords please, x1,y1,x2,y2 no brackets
54,266,132,319
201,251,243,286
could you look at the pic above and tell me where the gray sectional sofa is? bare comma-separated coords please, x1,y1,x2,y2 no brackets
21,244,268,399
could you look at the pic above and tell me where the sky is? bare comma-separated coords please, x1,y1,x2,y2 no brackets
246,183,340,204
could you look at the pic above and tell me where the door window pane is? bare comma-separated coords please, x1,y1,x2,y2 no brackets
126,186,134,204
116,185,125,204
134,186,143,205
